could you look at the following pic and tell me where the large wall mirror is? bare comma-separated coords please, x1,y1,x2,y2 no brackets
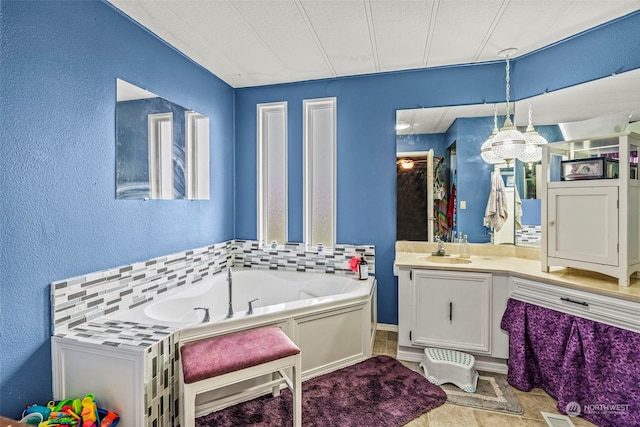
396,69,640,246
116,78,210,200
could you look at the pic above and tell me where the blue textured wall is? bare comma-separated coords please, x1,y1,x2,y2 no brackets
0,1,234,416
1,1,639,418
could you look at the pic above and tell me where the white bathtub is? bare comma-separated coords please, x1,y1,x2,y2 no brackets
142,268,367,325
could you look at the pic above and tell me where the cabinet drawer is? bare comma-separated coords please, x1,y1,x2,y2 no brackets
511,276,640,333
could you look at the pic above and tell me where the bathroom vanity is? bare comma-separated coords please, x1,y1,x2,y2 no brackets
394,242,640,373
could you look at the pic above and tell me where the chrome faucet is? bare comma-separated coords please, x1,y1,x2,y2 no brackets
225,265,234,319
432,236,448,256
193,307,210,323
246,298,260,315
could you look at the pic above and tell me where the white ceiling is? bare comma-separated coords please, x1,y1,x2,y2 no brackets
107,0,640,89
108,1,640,134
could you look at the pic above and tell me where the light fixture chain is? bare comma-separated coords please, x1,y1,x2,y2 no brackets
505,58,511,118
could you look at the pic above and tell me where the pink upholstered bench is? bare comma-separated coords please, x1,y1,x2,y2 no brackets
179,326,302,427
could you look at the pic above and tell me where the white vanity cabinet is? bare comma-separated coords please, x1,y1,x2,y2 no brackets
542,132,640,286
411,270,492,353
397,268,509,372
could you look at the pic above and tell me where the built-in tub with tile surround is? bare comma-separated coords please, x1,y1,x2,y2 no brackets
131,268,369,326
51,241,377,427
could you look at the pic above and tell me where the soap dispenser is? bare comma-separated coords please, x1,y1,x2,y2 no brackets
358,254,369,280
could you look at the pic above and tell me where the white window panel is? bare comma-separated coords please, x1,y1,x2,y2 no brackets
257,102,288,246
303,97,336,248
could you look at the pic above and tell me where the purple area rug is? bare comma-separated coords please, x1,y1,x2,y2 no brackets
195,355,447,426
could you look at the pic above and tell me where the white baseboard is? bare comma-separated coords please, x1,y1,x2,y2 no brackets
376,323,398,332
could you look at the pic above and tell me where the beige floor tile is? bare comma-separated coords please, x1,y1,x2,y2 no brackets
428,403,479,427
521,419,549,427
472,410,526,427
404,412,430,427
515,391,562,421
375,330,390,340
373,340,387,354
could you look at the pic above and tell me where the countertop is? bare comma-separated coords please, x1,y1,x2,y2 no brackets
395,241,640,302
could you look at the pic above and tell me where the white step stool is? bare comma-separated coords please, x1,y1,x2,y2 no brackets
420,347,478,393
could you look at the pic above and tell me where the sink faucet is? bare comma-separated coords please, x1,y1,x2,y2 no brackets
432,236,448,256
225,265,234,319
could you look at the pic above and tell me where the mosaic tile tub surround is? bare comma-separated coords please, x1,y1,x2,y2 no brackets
51,241,234,336
233,240,375,274
51,240,375,337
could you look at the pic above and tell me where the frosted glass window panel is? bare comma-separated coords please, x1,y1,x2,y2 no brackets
185,112,210,200
257,102,288,245
148,112,174,199
304,98,336,247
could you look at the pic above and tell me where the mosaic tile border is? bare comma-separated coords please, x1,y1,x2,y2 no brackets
51,240,376,336
233,240,376,275
51,241,233,335
516,225,542,245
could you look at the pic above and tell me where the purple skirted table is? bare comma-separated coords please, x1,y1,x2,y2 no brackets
501,298,640,427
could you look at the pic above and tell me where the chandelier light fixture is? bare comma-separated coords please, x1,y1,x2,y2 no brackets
519,101,549,167
486,48,526,166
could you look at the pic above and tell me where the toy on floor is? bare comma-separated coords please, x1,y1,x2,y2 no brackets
19,395,119,427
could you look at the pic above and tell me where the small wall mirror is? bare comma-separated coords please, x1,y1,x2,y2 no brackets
116,78,210,200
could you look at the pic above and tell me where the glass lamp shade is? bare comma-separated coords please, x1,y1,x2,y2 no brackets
481,135,503,165
519,127,548,163
491,117,525,163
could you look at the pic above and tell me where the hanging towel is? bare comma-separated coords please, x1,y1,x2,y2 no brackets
514,185,523,230
447,182,456,229
484,171,508,232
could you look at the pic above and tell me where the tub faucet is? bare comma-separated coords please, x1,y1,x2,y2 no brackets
225,265,234,319
246,298,260,315
193,307,210,323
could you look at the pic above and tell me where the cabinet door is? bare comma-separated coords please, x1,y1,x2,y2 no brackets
548,186,618,265
412,270,492,354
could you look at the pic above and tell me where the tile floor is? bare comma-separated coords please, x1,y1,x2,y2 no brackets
373,330,598,427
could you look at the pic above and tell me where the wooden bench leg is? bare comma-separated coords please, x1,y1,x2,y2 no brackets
293,357,302,427
182,383,196,427
272,371,281,397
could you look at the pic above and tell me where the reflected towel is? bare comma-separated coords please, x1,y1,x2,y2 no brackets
514,185,523,230
484,171,508,232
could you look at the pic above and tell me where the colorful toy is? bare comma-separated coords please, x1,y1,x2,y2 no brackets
98,411,118,427
80,394,98,427
21,395,118,427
